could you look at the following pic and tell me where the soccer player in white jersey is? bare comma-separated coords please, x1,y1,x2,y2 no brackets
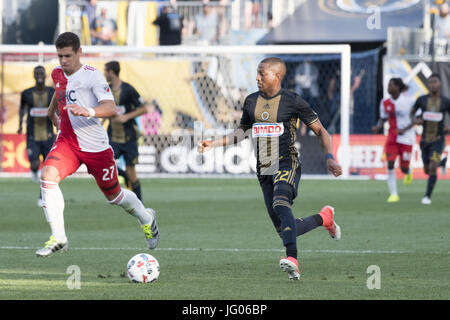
36,32,159,257
371,78,416,203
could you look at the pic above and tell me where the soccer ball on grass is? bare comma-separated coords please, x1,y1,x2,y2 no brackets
127,253,160,283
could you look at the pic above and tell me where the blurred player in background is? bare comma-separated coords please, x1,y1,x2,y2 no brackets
18,66,55,207
411,73,450,205
36,32,159,257
371,78,416,203
103,61,152,201
198,57,342,281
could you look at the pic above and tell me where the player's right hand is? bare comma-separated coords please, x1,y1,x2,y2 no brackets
371,126,379,134
444,125,450,134
64,104,89,117
414,117,424,125
197,140,213,153
327,159,342,177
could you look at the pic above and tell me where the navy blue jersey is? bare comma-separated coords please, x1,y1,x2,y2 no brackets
20,86,55,141
240,89,318,172
108,81,143,143
412,94,450,143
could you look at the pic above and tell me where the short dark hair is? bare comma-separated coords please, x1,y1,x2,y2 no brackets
34,65,45,72
105,61,120,76
55,32,80,52
429,73,441,81
389,77,408,92
260,57,285,66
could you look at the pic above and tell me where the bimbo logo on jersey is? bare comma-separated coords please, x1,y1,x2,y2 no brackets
252,123,284,138
422,111,443,122
30,108,49,117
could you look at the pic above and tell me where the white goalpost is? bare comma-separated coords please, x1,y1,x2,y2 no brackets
0,44,351,178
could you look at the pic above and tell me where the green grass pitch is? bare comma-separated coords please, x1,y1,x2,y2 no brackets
0,177,449,300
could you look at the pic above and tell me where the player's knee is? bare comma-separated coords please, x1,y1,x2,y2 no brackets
429,161,439,173
40,165,60,183
30,160,40,172
107,189,123,204
272,184,293,211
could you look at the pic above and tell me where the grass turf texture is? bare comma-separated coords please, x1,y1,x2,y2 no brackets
0,177,449,300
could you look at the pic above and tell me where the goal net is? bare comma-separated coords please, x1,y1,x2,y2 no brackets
0,45,352,178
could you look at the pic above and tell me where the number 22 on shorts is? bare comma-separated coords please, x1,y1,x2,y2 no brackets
274,170,290,184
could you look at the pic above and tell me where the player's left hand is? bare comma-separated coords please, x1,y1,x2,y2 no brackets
64,104,89,117
113,114,129,123
327,159,342,177
197,140,213,153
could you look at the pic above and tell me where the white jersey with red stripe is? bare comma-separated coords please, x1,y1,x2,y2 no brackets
379,93,416,146
52,64,114,152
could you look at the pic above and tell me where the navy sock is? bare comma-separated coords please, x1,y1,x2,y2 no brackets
118,168,129,187
131,180,142,201
286,243,297,260
295,214,323,236
273,204,297,259
426,174,437,198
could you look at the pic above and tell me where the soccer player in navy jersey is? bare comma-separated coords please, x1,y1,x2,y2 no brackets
18,66,55,206
104,61,150,201
198,57,342,280
411,73,450,205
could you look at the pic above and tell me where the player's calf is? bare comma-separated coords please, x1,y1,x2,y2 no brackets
109,188,160,249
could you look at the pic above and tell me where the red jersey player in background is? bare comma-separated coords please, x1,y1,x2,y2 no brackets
372,78,416,203
36,32,159,257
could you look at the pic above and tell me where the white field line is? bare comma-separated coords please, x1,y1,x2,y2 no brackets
0,246,449,255
0,172,371,180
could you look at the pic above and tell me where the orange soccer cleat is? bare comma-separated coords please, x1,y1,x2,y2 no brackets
280,256,300,280
319,205,341,241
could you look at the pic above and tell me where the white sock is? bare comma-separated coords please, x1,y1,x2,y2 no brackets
109,188,151,226
40,180,67,243
387,169,398,196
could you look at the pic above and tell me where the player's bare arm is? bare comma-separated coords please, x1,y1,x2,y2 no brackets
410,101,424,125
309,119,342,177
64,99,116,118
114,104,148,124
371,118,387,133
17,98,26,134
396,109,416,135
397,119,416,135
197,125,250,153
47,92,60,131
